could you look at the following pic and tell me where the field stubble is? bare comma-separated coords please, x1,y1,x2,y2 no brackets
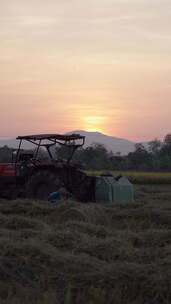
0,183,171,303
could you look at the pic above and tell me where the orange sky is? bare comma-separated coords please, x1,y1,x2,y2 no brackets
1,0,171,141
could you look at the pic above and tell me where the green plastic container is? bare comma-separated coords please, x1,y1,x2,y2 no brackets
95,176,134,203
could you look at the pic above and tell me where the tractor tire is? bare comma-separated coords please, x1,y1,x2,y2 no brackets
26,170,62,200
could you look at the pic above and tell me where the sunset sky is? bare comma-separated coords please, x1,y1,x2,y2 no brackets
1,0,171,141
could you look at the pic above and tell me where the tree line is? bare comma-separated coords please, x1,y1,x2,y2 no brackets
0,133,171,171
55,133,171,171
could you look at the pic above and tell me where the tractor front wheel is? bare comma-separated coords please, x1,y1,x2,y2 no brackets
26,170,62,200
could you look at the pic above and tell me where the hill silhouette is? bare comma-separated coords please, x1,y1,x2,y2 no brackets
0,131,136,155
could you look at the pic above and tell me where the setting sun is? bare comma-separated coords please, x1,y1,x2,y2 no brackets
82,116,107,132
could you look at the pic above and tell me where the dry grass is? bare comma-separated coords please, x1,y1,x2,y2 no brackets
0,185,171,303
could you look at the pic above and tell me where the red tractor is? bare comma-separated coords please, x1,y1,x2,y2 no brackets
0,134,95,201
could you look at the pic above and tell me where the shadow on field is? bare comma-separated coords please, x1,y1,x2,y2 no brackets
0,184,171,303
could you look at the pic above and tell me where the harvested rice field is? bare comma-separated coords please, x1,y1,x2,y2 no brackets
0,184,171,303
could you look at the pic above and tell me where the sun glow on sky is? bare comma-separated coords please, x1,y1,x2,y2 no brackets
0,0,171,141
82,116,107,132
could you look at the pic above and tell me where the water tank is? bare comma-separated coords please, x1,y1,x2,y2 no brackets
95,176,134,203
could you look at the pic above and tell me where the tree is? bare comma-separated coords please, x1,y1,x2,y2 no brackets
148,139,162,155
164,134,171,145
127,143,152,170
160,133,171,156
0,145,13,163
79,143,111,170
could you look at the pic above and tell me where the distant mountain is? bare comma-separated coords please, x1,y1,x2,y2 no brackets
67,130,136,155
0,131,143,155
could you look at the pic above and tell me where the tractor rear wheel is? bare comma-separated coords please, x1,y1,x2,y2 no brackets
26,170,62,200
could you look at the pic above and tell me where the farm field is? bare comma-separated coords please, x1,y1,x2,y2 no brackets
0,184,171,303
86,170,171,184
